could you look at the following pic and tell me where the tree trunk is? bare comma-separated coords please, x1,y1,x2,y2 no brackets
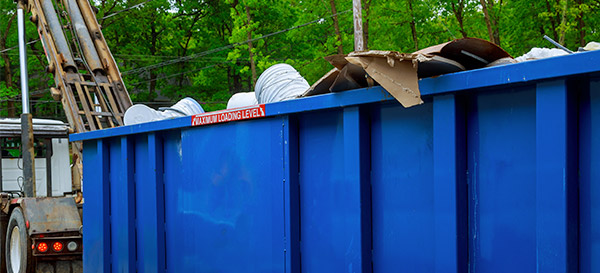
246,6,257,87
1,13,16,117
408,0,419,51
451,1,468,38
480,0,495,43
363,0,371,50
480,0,500,45
230,61,244,94
544,0,559,41
329,0,344,54
147,18,164,98
577,0,585,46
559,0,568,45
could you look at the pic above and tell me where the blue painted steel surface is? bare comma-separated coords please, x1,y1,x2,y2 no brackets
467,87,537,272
296,108,371,273
580,77,600,273
163,117,286,272
370,101,434,272
432,94,467,273
535,80,578,273
82,140,110,273
75,51,600,272
296,110,347,272
134,133,166,272
109,137,135,272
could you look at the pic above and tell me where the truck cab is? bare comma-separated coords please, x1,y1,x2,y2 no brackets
0,118,72,197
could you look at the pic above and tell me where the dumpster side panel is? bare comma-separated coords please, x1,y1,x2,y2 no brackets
297,110,347,272
370,102,434,272
467,87,537,273
163,118,286,272
297,107,371,273
580,77,600,273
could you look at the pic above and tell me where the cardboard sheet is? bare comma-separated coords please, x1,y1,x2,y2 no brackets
346,51,423,107
302,38,514,108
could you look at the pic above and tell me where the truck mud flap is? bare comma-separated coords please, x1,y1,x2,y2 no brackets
35,260,82,273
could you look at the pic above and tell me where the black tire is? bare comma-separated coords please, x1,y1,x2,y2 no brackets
0,213,9,273
5,208,33,273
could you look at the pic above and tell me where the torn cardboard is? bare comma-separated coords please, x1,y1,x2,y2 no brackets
302,68,340,97
346,51,424,107
302,38,514,108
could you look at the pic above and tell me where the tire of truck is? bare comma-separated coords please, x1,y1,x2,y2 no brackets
5,208,33,273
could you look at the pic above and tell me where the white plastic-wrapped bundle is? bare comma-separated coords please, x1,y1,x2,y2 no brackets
227,92,258,109
124,97,204,125
515,48,569,62
254,64,309,104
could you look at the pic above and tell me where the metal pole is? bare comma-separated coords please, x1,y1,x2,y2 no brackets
353,0,364,52
17,4,29,114
65,0,104,74
41,0,77,71
17,0,36,198
0,138,3,192
543,35,574,54
44,138,53,197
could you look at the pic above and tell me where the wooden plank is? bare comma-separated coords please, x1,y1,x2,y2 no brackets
74,83,97,131
101,83,124,126
81,84,104,130
107,83,127,113
90,85,116,128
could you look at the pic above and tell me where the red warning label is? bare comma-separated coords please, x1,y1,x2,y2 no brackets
191,104,266,126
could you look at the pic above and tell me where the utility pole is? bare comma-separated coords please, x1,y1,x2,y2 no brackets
17,0,36,197
353,0,364,52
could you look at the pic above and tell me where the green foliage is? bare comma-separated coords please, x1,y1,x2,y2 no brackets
0,82,18,99
0,0,599,120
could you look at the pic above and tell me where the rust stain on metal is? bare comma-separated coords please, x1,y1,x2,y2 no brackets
20,197,82,235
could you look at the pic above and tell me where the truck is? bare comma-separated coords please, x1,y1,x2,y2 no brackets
0,118,81,273
0,0,133,271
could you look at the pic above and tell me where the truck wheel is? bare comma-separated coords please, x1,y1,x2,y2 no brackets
5,208,33,273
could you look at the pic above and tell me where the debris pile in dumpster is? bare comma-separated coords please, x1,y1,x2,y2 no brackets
516,41,600,62
128,37,600,125
303,37,514,107
124,97,205,125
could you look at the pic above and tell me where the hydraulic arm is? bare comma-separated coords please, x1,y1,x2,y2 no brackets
23,0,133,188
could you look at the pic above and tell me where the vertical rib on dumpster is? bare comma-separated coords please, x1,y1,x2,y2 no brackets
110,137,135,272
433,94,467,273
283,116,300,273
83,140,110,273
579,77,600,273
135,133,165,273
342,106,372,273
535,79,578,272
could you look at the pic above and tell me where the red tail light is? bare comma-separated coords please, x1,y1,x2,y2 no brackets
52,242,63,252
37,242,48,252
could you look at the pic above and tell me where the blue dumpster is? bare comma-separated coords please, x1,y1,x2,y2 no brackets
72,50,600,273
